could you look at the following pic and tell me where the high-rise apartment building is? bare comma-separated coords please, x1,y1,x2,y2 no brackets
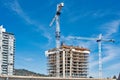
45,44,90,78
0,25,15,75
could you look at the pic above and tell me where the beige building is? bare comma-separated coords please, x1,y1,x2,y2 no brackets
45,45,90,78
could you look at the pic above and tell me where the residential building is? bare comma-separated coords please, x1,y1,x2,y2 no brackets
0,25,15,75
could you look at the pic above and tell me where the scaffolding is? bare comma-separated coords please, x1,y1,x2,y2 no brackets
45,45,90,78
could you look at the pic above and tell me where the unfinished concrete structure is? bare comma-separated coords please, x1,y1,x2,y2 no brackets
45,45,90,78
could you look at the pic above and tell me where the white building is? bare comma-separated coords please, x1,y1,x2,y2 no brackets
0,25,15,75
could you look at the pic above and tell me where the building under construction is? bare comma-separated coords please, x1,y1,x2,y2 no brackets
45,44,90,78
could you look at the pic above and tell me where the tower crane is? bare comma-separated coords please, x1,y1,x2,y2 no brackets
49,2,64,77
50,2,64,48
68,34,114,78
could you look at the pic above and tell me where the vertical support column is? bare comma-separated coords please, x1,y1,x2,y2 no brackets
63,50,65,78
56,51,60,77
70,49,72,77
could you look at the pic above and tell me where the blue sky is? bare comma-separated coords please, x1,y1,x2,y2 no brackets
0,0,120,78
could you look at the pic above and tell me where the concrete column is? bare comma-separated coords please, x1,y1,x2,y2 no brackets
70,49,72,77
56,51,60,77
63,50,65,78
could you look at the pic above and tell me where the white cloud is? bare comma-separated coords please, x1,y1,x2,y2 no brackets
68,11,93,23
102,45,120,63
101,20,120,37
68,10,114,23
92,10,115,18
7,0,33,24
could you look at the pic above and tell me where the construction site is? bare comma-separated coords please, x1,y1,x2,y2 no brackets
44,2,115,79
45,44,90,78
0,1,117,80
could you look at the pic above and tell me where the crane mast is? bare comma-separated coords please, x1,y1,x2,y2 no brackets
49,2,64,77
68,34,114,79
50,2,64,48
97,34,102,79
55,14,60,49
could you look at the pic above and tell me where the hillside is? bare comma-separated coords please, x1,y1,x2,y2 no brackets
14,69,47,77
